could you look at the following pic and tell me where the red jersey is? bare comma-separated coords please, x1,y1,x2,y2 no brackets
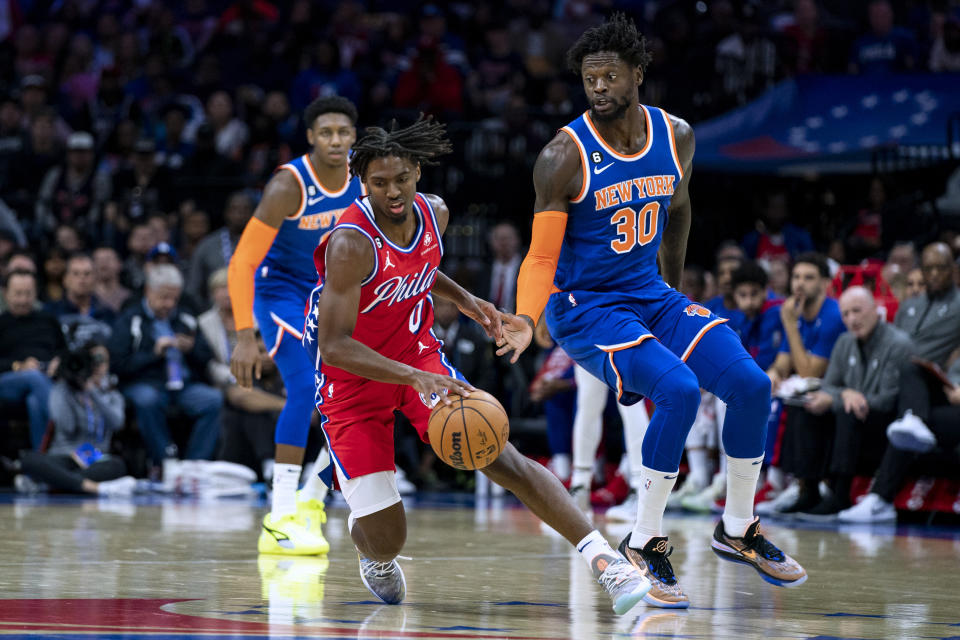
311,192,444,382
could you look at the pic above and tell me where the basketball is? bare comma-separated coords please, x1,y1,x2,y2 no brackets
428,390,509,470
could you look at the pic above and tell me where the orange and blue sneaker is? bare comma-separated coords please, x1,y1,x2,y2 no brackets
711,518,807,587
618,535,690,609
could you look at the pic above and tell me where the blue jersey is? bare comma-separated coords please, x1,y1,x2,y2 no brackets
258,154,364,291
778,296,844,359
739,300,784,371
555,105,683,293
706,295,746,332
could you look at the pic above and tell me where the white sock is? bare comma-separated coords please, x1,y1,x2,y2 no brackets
570,466,593,489
722,455,763,537
300,449,330,502
629,465,678,548
271,463,301,518
767,465,785,491
576,529,619,577
619,400,648,490
572,365,605,487
686,448,711,489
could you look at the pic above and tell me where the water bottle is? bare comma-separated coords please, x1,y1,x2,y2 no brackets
165,346,184,391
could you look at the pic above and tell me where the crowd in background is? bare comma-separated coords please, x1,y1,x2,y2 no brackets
0,0,959,520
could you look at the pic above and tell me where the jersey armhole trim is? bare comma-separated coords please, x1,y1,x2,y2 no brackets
560,127,589,204
330,223,380,286
278,165,307,220
417,193,444,257
662,110,685,180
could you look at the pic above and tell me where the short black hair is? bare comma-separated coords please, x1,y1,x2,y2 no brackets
303,95,358,128
4,268,37,288
731,261,769,290
566,12,653,75
349,115,452,181
66,252,93,267
793,252,830,279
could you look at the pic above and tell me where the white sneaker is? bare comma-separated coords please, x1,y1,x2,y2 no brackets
97,476,137,497
837,493,897,523
14,474,43,494
605,490,638,522
666,479,703,511
548,454,571,482
680,473,724,513
756,482,799,515
568,484,591,513
886,411,937,453
395,468,416,495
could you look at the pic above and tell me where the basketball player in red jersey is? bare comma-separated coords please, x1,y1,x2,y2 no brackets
303,117,651,613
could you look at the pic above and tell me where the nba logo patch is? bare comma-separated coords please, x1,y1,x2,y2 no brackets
644,478,652,490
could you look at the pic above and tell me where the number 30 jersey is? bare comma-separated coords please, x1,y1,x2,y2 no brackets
307,193,444,380
555,105,683,293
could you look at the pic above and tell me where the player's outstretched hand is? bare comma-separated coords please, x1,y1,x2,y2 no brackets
410,370,475,406
230,332,262,388
458,295,503,341
496,313,534,363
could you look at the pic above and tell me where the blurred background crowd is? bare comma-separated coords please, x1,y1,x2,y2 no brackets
0,0,959,523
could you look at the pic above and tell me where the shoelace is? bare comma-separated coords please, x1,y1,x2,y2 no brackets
643,546,678,585
362,558,399,580
743,532,785,562
597,560,634,591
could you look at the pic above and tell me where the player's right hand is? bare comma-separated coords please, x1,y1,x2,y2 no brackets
230,331,262,388
410,370,475,406
496,313,534,363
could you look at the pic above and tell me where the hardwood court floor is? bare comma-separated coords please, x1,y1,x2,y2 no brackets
0,492,958,639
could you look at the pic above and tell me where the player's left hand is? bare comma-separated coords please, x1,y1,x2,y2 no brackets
459,296,502,341
497,313,533,363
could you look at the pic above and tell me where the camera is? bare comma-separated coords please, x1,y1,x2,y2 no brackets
59,345,99,390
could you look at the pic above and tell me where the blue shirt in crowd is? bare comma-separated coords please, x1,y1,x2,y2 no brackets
778,296,845,360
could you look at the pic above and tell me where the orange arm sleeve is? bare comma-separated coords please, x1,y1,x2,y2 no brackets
515,210,568,326
228,216,280,331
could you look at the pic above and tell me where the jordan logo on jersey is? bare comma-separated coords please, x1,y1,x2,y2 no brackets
360,262,439,314
383,252,396,270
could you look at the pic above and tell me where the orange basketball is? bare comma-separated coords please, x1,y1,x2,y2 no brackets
427,390,509,470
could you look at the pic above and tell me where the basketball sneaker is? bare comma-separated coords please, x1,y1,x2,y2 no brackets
258,512,330,556
711,518,807,587
358,551,406,604
595,555,652,615
295,490,328,539
617,536,690,608
605,489,638,523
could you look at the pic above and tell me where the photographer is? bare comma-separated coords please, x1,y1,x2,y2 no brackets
15,342,136,495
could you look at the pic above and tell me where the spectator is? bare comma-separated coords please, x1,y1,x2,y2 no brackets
121,223,156,292
487,221,521,313
764,252,846,513
843,177,886,263
705,242,746,324
155,102,194,171
16,341,135,496
882,240,919,285
199,268,284,479
177,205,211,268
904,266,925,300
849,0,917,74
205,91,248,162
742,192,814,263
0,94,27,197
433,296,494,390
186,191,252,304
0,251,38,313
35,131,109,242
394,36,464,117
766,257,791,299
0,270,65,448
92,246,131,313
779,0,836,74
799,287,913,517
731,261,784,372
930,16,960,72
108,264,222,466
41,246,67,302
46,253,115,343
680,264,706,303
110,138,176,226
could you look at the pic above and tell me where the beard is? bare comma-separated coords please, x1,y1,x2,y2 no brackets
590,95,631,122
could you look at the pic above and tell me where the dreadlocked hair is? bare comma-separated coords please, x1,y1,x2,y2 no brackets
349,115,453,180
566,12,652,74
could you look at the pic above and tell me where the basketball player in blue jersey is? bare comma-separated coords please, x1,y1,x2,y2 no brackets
499,14,807,607
228,96,363,555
